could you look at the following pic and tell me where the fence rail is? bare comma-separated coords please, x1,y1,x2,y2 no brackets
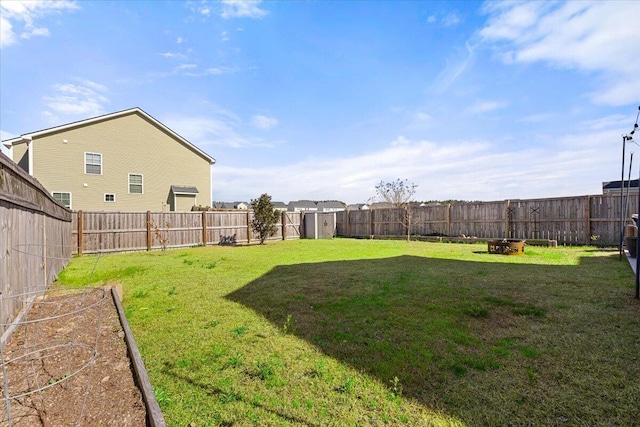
337,194,636,246
58,194,639,255
72,210,303,254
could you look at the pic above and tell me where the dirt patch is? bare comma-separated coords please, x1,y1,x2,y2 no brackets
1,288,147,426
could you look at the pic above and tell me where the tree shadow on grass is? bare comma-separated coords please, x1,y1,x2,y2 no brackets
225,254,637,423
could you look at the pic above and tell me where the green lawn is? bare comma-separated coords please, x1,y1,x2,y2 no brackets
57,239,640,426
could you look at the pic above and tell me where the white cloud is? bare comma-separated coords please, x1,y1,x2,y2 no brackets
165,111,274,149
153,63,239,78
442,13,461,27
161,52,187,60
1,130,16,155
479,1,640,106
518,112,555,123
0,16,15,47
251,114,278,130
220,0,267,19
0,0,78,48
467,99,507,114
211,114,628,203
42,79,109,117
431,42,475,93
176,37,186,43
426,12,462,27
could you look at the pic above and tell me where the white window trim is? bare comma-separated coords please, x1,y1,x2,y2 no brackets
128,173,144,194
104,193,116,202
51,191,72,209
84,152,102,175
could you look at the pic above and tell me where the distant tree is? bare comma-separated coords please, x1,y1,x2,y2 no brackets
250,193,279,244
374,179,418,241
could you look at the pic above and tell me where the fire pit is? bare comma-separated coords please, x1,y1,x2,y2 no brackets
488,239,525,255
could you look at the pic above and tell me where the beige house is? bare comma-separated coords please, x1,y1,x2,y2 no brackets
2,108,215,211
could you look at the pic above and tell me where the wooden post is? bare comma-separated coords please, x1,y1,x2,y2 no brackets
282,211,287,240
369,209,374,237
77,210,83,256
202,210,207,246
585,195,591,245
346,209,351,237
146,211,152,251
505,199,511,239
446,204,451,237
247,210,252,243
300,211,305,239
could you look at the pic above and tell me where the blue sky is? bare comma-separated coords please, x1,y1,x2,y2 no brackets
1,0,639,204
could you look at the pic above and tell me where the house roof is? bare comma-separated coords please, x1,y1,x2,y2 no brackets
317,201,344,209
603,179,639,190
347,203,370,210
288,200,317,208
171,185,199,195
2,107,216,165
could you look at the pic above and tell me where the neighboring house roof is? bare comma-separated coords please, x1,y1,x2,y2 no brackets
603,179,639,190
317,201,345,211
272,201,288,210
347,203,370,210
370,202,394,209
171,185,199,195
2,107,216,165
234,201,249,209
288,200,318,210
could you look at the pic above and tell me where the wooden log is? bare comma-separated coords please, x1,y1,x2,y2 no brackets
111,287,166,427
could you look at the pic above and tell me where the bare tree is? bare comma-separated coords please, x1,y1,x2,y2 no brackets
374,179,418,241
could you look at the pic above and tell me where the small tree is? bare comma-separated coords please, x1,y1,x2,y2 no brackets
374,179,418,241
251,193,279,244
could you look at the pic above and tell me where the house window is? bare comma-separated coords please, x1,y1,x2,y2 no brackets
128,174,143,194
104,193,116,202
52,192,72,209
85,152,102,175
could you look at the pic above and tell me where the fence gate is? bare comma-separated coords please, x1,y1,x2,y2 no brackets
284,212,301,239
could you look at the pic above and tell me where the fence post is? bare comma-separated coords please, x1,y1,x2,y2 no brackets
282,211,287,240
202,210,207,246
505,200,511,239
346,209,351,237
300,211,306,239
369,209,374,237
77,210,83,256
584,195,591,245
446,204,451,237
247,210,252,243
146,211,152,251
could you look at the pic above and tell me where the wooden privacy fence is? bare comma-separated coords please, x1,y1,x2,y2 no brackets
72,210,302,255
337,194,637,246
1,153,72,340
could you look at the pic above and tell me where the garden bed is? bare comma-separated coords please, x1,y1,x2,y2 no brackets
1,287,148,426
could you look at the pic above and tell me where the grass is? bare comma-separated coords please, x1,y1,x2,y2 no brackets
56,239,640,426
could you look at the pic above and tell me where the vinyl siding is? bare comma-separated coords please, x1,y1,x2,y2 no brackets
31,112,212,211
175,194,197,211
13,143,29,173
